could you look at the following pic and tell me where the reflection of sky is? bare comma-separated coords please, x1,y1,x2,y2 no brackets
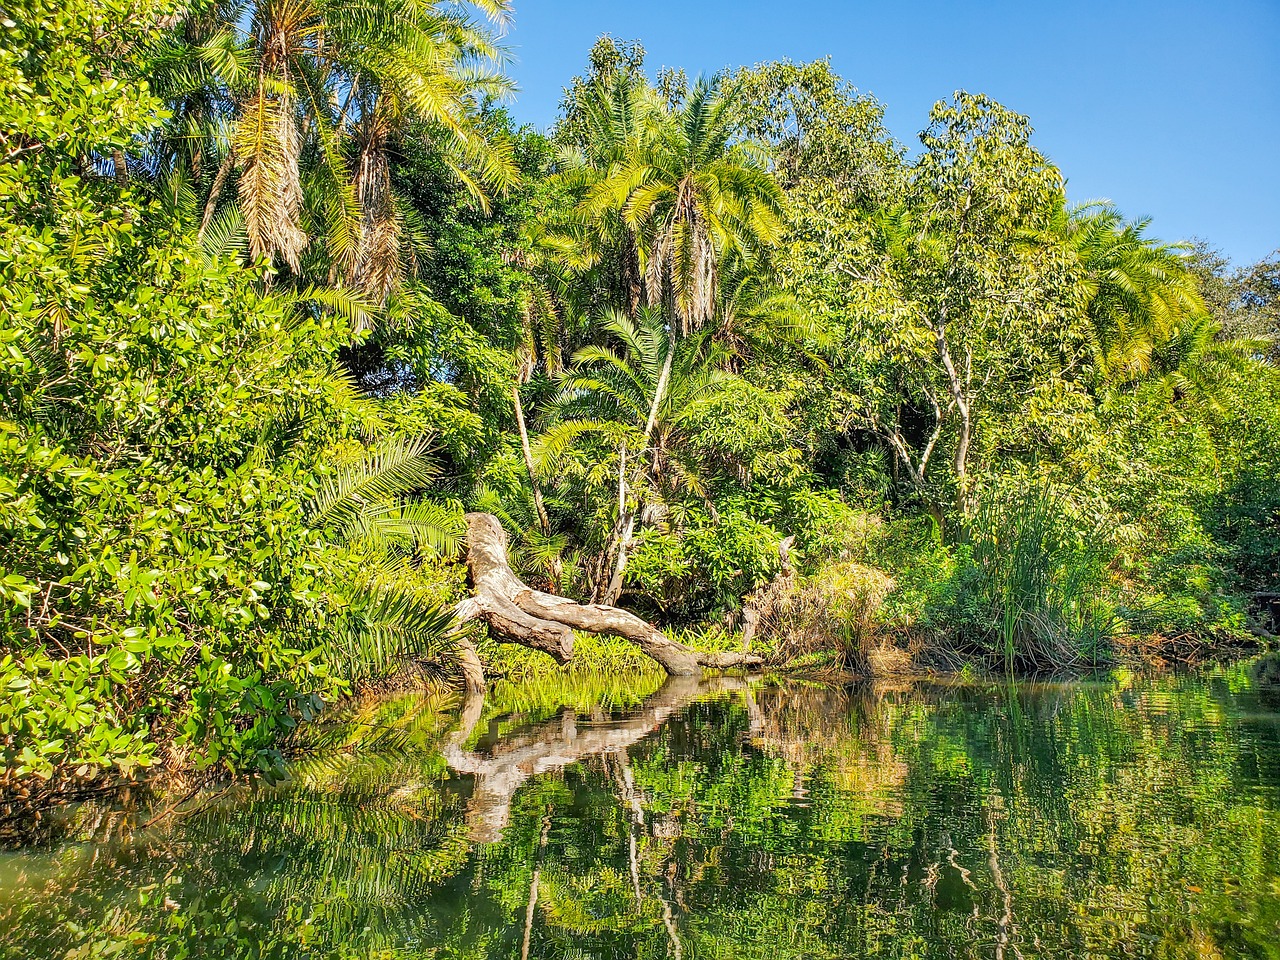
502,0,1280,266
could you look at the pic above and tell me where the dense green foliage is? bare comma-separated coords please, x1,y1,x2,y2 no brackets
2,0,1278,796
0,0,467,794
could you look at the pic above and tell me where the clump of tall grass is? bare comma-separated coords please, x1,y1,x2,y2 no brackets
962,483,1117,672
484,631,665,683
743,561,898,672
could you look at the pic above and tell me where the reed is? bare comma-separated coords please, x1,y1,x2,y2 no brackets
964,484,1116,672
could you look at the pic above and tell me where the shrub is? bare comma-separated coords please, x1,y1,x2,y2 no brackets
746,561,896,671
623,506,782,621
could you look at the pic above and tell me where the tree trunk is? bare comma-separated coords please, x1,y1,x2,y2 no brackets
601,509,636,606
599,438,632,604
513,384,552,541
111,149,129,188
952,397,973,514
740,535,795,650
199,152,235,240
455,512,761,687
521,815,551,960
602,345,674,605
454,636,487,695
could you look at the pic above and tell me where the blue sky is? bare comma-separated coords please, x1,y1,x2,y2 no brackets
500,0,1279,266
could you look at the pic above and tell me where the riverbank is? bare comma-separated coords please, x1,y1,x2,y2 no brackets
6,622,1269,845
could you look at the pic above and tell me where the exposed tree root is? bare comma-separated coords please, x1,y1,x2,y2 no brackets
453,512,763,692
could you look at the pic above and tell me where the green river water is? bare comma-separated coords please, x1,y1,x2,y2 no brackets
2,664,1280,958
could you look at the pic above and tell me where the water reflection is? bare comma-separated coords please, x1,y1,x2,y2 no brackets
445,675,745,842
2,666,1280,959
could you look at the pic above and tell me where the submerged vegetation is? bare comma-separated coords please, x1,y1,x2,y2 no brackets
2,0,1279,798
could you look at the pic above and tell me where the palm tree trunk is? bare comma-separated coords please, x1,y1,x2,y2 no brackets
643,346,675,441
602,344,674,606
513,384,551,539
110,149,129,188
199,151,235,239
600,440,632,604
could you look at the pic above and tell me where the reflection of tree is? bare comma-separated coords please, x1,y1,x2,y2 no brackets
4,667,1280,960
520,814,550,960
443,675,750,841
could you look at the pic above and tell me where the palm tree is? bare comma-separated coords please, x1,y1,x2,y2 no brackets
540,309,736,604
712,253,819,369
149,0,516,299
626,76,785,334
547,73,784,334
337,0,518,301
1150,311,1267,413
543,68,658,318
1059,202,1206,384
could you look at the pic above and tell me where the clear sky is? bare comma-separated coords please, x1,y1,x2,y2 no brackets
500,0,1278,266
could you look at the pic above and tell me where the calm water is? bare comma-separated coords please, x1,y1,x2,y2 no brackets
3,666,1280,959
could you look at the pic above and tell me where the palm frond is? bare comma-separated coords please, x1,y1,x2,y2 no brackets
310,435,441,534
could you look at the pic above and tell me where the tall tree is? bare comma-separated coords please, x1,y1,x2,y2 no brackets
147,0,517,298
544,65,658,318
625,76,785,334
547,54,784,334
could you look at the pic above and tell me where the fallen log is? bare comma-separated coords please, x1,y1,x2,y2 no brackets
453,512,763,692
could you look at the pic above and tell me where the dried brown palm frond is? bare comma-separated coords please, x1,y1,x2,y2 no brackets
347,120,402,302
235,81,308,270
232,0,324,271
644,176,718,334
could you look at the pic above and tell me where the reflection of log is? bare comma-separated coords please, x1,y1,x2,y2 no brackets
443,675,749,842
454,513,763,691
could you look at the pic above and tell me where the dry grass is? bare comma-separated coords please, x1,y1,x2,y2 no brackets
748,560,908,673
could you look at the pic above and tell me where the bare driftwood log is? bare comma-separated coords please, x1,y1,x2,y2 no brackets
454,512,762,692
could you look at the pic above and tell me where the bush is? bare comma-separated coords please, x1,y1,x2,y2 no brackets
743,561,895,670
862,488,1118,671
623,505,783,620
